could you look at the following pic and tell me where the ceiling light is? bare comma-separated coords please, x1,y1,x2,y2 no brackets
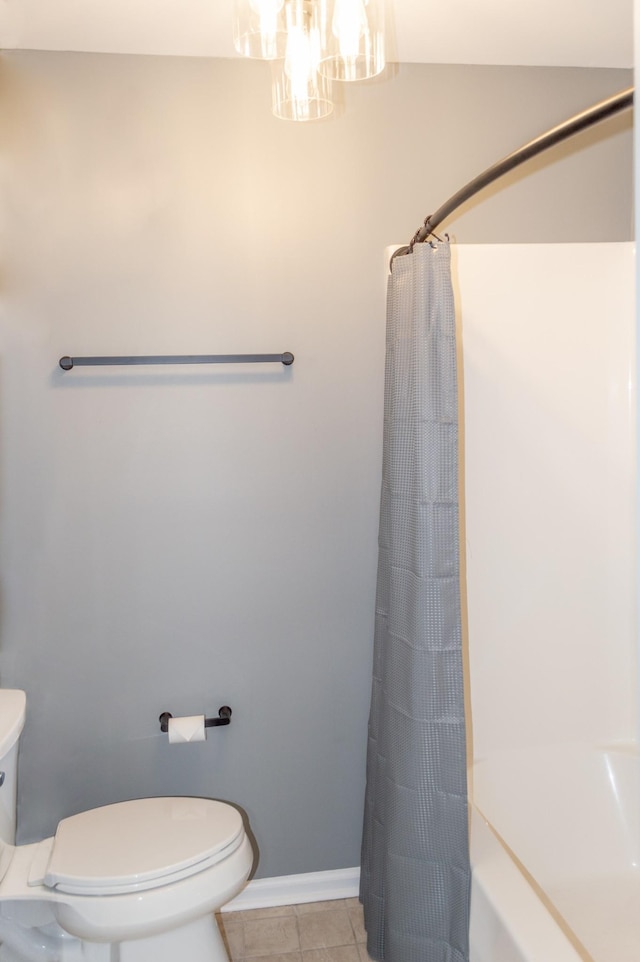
234,0,386,120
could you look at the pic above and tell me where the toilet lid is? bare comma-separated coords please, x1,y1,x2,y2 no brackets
43,797,245,895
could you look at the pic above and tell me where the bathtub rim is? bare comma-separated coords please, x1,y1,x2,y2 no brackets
470,806,587,962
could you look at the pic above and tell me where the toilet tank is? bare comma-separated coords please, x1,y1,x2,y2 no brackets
0,689,26,845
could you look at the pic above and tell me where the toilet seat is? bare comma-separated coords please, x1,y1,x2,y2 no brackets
33,797,244,896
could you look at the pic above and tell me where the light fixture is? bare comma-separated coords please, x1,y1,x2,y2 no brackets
233,0,386,120
318,0,386,82
271,1,334,121
233,0,288,60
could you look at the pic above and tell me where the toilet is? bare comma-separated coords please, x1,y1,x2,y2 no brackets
0,689,253,962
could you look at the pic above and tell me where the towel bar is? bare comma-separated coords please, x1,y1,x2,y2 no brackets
59,353,294,370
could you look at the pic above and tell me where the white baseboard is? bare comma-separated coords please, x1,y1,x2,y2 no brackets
222,867,361,912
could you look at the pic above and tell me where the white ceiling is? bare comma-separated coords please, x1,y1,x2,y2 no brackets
0,0,633,68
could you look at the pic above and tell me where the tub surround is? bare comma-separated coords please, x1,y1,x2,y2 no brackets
473,744,640,962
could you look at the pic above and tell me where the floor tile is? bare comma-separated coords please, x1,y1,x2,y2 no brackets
219,897,374,962
295,899,347,915
346,902,366,943
218,916,245,959
239,956,302,962
242,915,301,958
302,947,361,962
297,908,355,951
232,904,296,923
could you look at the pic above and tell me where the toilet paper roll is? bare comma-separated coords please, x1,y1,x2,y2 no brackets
167,715,207,744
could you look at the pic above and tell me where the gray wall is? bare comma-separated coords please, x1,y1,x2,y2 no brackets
0,52,632,879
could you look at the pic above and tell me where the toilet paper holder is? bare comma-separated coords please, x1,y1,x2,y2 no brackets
159,706,232,733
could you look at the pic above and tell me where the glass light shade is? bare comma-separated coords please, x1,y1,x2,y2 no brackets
317,0,385,81
271,0,334,122
234,0,288,59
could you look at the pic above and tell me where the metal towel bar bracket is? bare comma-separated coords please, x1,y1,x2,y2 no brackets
159,706,232,733
59,353,294,370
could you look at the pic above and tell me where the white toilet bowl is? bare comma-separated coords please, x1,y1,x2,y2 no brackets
0,691,254,962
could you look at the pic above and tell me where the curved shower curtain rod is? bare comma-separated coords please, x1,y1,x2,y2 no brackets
391,85,634,268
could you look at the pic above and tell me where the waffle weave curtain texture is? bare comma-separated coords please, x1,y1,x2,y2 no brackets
360,242,470,962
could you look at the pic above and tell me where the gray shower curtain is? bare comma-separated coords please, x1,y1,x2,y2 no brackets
360,241,470,962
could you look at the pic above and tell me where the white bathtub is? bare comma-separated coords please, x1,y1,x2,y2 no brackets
469,744,639,962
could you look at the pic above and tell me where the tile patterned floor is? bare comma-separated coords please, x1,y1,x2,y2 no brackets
218,898,375,962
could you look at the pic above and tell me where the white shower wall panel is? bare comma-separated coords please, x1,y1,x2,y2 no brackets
456,243,637,758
